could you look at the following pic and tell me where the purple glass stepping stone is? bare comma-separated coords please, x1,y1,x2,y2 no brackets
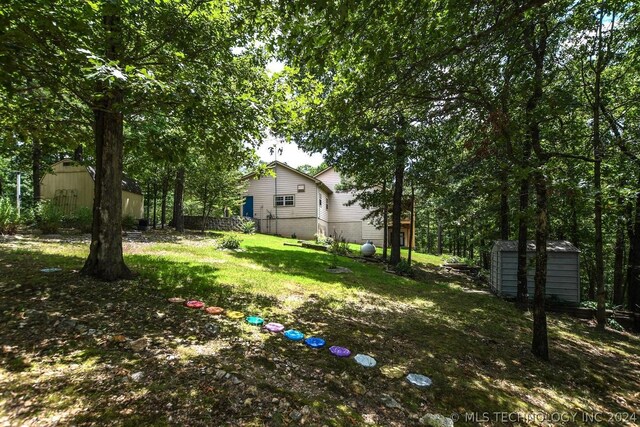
264,322,285,333
329,346,351,357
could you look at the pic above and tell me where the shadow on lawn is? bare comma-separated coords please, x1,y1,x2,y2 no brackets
1,246,639,425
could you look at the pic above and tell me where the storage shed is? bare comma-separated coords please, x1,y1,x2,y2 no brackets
490,240,580,304
40,159,144,219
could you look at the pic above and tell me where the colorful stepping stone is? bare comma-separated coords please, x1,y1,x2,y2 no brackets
168,297,186,304
354,354,377,367
329,346,351,358
226,310,244,319
305,337,326,348
184,300,205,309
246,316,264,326
406,373,432,387
283,329,304,341
41,268,62,273
264,322,285,333
205,306,224,315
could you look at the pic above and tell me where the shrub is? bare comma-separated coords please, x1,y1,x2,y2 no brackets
64,206,93,233
393,258,413,276
122,215,137,231
0,198,19,235
239,218,256,234
36,201,64,234
327,234,350,256
218,233,242,250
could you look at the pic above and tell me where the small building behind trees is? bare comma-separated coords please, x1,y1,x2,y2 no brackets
40,159,144,218
490,240,580,304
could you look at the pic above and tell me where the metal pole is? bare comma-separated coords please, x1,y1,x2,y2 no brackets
16,173,21,216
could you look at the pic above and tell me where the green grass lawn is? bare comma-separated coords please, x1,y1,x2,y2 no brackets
1,231,639,426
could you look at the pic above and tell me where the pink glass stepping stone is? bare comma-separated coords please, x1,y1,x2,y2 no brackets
185,300,205,309
329,346,351,358
264,322,285,333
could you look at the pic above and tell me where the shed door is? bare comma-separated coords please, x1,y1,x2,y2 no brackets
242,196,253,217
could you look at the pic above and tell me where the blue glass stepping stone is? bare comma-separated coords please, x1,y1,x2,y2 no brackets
283,329,304,341
304,337,325,348
246,316,264,326
41,268,62,273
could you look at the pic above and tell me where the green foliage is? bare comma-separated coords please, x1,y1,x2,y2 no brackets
63,207,93,233
36,201,63,234
0,197,19,235
393,259,413,277
122,215,137,231
607,318,625,332
239,218,256,234
217,233,242,250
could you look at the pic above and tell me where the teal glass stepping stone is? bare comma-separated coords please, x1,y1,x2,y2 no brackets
246,316,264,326
284,329,304,341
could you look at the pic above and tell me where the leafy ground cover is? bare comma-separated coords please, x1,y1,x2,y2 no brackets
1,231,639,426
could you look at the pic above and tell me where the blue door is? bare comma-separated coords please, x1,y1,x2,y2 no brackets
242,196,254,217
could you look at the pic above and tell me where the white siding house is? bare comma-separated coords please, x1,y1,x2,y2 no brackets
241,162,384,245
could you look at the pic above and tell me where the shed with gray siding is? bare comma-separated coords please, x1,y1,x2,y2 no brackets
490,240,580,304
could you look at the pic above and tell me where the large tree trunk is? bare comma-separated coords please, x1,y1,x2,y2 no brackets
408,183,415,265
390,134,407,266
173,167,185,232
81,11,131,281
627,184,640,313
500,172,510,240
437,222,443,255
382,180,388,261
593,7,606,328
152,181,157,229
531,170,549,360
32,139,42,204
516,173,530,309
613,210,625,306
73,145,83,162
161,173,169,229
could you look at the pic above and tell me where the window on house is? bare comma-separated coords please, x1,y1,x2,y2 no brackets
63,161,74,167
319,194,322,206
275,195,294,207
297,184,305,192
326,200,328,210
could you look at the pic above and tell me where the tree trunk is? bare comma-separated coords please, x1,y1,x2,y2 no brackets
531,170,549,360
437,222,443,255
426,210,431,253
152,181,157,229
408,184,415,265
382,180,388,261
613,209,625,306
32,139,42,204
627,184,640,312
80,11,131,281
145,181,151,223
390,134,407,266
173,167,185,232
500,173,510,240
73,145,83,162
592,6,606,327
161,173,169,230
516,175,530,309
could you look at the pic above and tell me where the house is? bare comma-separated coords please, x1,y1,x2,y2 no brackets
490,240,580,304
40,159,144,218
241,161,415,247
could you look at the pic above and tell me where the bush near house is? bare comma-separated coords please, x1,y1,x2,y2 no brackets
36,201,64,234
0,197,19,235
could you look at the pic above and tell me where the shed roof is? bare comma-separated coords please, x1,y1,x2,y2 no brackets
493,240,579,253
86,166,143,195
